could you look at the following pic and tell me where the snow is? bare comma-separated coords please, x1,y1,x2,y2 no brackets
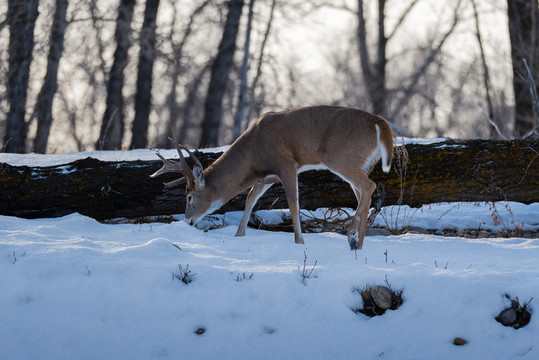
375,202,539,233
1,201,538,360
0,147,228,167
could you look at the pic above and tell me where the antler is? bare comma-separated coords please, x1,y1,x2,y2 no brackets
150,139,204,189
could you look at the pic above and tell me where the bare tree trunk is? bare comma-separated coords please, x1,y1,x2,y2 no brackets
158,1,210,148
246,0,276,126
33,0,69,154
374,0,387,116
180,64,211,145
233,0,255,140
158,4,181,148
89,0,109,81
4,0,39,153
199,0,244,147
131,0,160,149
470,0,495,137
356,0,373,105
57,87,84,151
507,0,539,137
85,0,109,140
355,0,389,117
96,0,135,150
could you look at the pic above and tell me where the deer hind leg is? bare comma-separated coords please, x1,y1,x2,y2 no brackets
279,169,305,245
236,182,274,237
348,176,376,250
331,167,376,250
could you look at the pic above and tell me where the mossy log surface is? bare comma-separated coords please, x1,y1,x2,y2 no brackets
0,139,537,220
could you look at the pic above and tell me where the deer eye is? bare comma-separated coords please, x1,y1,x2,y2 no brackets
187,195,193,203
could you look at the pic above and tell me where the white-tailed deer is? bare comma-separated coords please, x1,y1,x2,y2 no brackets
151,105,393,250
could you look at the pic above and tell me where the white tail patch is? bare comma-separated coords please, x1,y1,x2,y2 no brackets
377,124,391,173
361,124,390,173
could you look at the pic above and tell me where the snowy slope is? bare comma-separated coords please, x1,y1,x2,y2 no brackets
1,201,538,360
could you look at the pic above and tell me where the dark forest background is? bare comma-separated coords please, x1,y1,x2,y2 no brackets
0,0,538,154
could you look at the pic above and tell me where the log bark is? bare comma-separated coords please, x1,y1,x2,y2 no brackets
0,140,537,220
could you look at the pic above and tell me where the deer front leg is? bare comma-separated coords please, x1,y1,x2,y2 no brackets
279,170,305,245
236,182,273,237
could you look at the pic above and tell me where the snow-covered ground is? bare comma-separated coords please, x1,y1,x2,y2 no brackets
1,201,538,360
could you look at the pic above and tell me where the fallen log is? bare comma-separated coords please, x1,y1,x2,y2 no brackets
0,139,537,220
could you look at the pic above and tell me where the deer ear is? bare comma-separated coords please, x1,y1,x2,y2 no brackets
193,165,205,188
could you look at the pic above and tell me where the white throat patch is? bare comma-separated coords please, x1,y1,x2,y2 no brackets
189,200,224,227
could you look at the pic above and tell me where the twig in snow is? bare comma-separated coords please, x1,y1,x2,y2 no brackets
170,242,182,252
173,264,196,285
299,250,317,284
384,274,393,292
236,272,254,281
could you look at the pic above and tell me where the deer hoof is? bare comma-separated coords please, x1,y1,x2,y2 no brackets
348,230,360,250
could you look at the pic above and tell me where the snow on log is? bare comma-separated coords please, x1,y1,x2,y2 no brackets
0,139,537,220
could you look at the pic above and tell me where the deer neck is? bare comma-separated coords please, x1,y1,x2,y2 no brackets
203,145,258,204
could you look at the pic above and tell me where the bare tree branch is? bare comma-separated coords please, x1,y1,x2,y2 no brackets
200,0,245,147
158,0,212,148
507,0,539,136
521,58,539,139
474,102,509,140
233,0,255,139
176,0,211,60
390,0,463,118
0,16,8,31
318,1,354,14
356,0,373,87
470,0,495,130
386,0,420,40
522,126,539,139
33,0,69,154
247,0,277,125
523,58,539,115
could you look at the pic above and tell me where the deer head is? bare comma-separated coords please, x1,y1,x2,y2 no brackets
151,139,219,226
